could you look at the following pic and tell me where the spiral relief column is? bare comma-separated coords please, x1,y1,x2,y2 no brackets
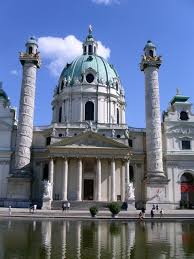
140,41,168,206
15,37,41,171
140,41,164,179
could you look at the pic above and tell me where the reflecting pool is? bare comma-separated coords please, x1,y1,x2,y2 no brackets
0,219,194,259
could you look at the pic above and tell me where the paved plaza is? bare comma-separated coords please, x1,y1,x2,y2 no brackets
0,207,194,220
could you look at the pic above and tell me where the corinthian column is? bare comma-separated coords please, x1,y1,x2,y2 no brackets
15,37,40,171
111,159,116,201
96,158,101,201
48,158,54,200
62,158,68,201
120,161,125,201
77,158,82,201
140,41,165,180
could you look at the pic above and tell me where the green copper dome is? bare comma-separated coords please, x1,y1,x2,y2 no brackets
59,54,120,87
57,26,121,89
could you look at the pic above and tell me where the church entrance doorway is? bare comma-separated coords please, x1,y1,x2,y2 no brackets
84,179,94,200
181,172,194,208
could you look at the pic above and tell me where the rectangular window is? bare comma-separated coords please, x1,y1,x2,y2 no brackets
46,137,51,146
182,140,191,150
128,139,133,147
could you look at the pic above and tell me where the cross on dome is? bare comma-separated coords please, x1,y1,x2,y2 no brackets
89,25,93,35
176,88,181,95
83,25,98,55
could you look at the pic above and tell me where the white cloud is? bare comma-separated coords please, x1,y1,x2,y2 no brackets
10,70,18,76
38,35,110,76
92,0,119,5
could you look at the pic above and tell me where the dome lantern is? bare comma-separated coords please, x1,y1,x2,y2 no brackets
83,25,98,55
25,36,38,55
144,40,157,58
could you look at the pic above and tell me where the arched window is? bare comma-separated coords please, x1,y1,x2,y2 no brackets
116,82,119,91
149,50,154,57
181,172,194,207
59,107,62,123
29,46,33,54
61,80,64,90
117,108,119,124
88,45,93,55
85,101,94,121
181,173,194,184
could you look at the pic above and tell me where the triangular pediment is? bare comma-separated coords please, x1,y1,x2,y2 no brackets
51,131,129,149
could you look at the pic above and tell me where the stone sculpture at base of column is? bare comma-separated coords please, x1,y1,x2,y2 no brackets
125,182,135,210
42,180,53,209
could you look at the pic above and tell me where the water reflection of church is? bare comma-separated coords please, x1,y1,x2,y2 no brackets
1,220,194,258
1,27,194,209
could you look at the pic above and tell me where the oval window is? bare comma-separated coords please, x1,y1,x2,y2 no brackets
180,111,189,121
86,73,94,83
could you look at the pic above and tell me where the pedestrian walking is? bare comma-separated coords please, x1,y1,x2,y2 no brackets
160,208,164,218
156,204,159,211
33,204,37,213
152,204,155,210
139,211,144,221
67,201,70,211
141,208,145,218
8,206,11,216
62,202,66,212
151,209,154,218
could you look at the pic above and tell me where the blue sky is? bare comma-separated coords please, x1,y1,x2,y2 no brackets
0,0,194,128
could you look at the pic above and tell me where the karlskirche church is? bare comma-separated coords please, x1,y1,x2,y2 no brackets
0,27,194,209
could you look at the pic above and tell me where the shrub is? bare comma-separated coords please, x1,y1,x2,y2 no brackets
180,200,187,209
108,202,121,216
89,206,98,217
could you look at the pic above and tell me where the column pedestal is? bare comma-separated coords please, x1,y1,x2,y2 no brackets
145,177,169,209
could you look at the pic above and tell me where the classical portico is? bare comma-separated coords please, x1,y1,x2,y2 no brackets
45,131,131,205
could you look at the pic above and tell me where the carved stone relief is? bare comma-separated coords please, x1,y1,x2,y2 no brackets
15,61,39,170
145,66,164,176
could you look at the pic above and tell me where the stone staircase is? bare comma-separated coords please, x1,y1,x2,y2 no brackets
51,200,124,210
